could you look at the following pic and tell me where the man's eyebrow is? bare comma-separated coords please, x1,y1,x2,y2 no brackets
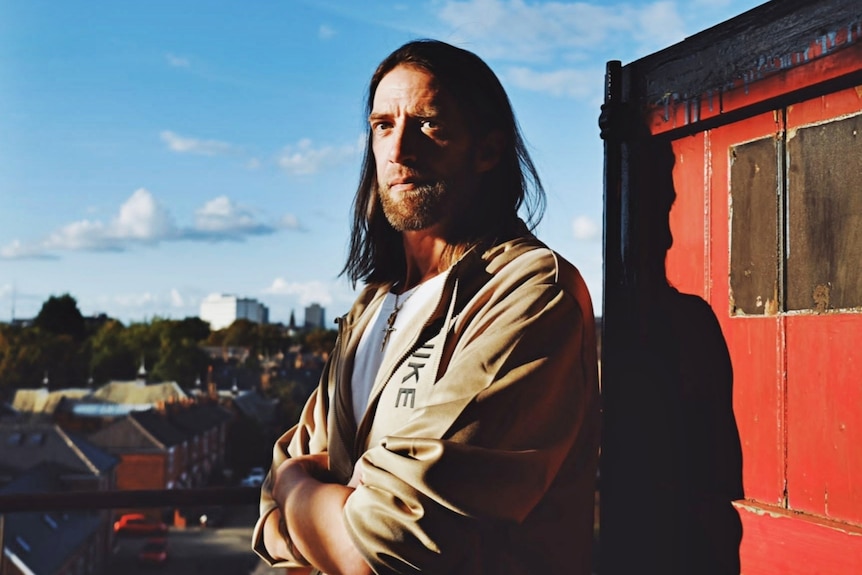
368,111,392,123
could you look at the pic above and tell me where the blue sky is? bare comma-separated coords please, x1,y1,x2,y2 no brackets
0,0,763,326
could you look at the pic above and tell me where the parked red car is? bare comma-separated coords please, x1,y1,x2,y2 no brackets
113,513,168,537
138,537,169,565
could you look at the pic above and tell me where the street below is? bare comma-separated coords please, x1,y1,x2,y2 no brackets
106,504,268,575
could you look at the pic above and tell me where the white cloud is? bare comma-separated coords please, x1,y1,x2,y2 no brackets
263,279,334,306
245,158,262,170
632,1,686,52
0,189,299,259
112,188,178,240
572,215,601,241
278,138,360,175
161,130,233,156
279,214,301,230
1,239,57,259
319,24,336,39
37,188,178,252
194,196,271,236
166,53,191,68
429,0,689,97
436,0,628,60
506,66,595,98
170,288,184,307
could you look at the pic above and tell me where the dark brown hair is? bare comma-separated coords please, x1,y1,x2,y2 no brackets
341,39,545,286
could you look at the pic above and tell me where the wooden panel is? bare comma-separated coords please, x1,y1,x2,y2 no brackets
737,502,862,574
783,86,862,524
786,93,862,311
729,136,780,316
710,115,785,504
666,134,707,297
786,315,862,523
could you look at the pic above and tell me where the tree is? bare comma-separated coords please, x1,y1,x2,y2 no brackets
88,319,136,383
34,294,85,341
304,328,338,356
150,318,210,387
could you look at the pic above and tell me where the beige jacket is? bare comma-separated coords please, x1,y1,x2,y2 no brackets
253,231,600,575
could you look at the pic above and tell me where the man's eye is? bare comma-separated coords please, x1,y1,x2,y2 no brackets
372,121,392,131
420,119,440,130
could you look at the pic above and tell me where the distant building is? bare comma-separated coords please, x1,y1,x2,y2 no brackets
304,303,325,330
200,294,269,330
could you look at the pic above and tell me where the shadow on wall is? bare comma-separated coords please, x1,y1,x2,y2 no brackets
600,112,745,574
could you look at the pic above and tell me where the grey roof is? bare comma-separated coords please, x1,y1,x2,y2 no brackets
232,390,278,425
87,409,187,451
0,421,118,478
1,463,103,575
167,402,232,435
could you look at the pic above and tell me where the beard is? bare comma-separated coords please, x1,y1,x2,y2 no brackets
378,180,450,232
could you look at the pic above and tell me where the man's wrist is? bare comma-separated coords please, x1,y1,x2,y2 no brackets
278,509,310,566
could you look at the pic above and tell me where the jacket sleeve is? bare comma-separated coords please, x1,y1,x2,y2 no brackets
343,277,599,574
251,376,331,569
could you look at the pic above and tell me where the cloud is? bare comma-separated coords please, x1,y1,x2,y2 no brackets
263,279,334,306
0,240,58,260
278,138,361,175
193,196,276,238
35,188,178,253
427,0,689,98
165,53,191,68
170,289,184,307
437,0,617,60
505,66,596,98
572,215,601,241
319,24,336,39
0,188,301,259
279,214,301,230
161,130,233,156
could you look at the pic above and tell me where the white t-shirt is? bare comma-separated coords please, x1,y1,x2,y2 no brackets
351,272,449,425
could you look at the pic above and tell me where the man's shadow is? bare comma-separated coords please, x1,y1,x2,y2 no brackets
599,116,745,574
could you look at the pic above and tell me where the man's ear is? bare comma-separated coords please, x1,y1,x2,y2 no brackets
475,130,504,173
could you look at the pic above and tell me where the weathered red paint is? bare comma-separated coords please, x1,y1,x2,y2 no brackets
653,6,862,573
666,135,707,297
786,314,862,524
735,502,862,575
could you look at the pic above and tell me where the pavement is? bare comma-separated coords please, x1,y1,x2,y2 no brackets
105,504,272,575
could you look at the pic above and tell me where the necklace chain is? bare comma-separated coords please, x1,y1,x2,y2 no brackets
381,285,418,352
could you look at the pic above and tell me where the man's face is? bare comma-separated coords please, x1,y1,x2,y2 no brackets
370,64,483,232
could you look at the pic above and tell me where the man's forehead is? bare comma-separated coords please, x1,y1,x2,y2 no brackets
371,65,459,116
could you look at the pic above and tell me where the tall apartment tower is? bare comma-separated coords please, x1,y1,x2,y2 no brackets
304,303,325,330
200,294,269,330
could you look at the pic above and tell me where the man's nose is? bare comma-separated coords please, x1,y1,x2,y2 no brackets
388,122,418,164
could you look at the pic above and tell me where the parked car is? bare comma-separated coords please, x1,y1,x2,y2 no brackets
241,466,266,487
114,513,168,537
138,537,169,565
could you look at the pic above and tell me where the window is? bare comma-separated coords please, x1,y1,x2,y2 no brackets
729,111,862,315
786,113,862,311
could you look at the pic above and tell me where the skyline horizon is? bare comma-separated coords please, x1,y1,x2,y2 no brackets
1,0,765,325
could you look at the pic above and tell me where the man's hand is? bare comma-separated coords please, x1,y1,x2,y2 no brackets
271,452,333,505
269,453,372,575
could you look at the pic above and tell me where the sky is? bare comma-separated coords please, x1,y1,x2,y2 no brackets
0,0,764,327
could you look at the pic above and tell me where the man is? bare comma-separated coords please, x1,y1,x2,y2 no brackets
253,39,600,575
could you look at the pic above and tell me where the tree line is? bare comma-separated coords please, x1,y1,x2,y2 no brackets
0,293,337,401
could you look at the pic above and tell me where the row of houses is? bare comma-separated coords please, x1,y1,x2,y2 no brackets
0,373,278,575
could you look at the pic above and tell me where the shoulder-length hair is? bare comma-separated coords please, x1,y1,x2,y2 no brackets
341,39,546,286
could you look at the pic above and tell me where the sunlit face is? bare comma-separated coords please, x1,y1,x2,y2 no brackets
369,64,482,232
